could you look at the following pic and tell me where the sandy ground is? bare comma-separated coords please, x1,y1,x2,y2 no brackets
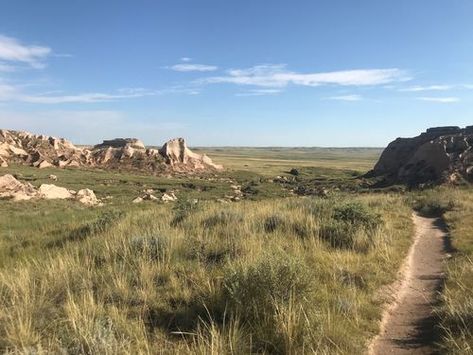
370,213,450,355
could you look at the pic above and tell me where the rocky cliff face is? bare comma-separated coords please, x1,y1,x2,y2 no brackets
0,129,223,173
369,126,473,185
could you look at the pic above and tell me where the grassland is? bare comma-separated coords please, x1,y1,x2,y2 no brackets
195,147,382,176
1,147,470,354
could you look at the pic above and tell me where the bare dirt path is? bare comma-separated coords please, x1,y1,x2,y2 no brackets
370,213,450,355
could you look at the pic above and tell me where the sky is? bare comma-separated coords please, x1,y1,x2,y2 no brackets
0,0,472,147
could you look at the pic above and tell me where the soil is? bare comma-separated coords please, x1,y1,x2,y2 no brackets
370,213,450,354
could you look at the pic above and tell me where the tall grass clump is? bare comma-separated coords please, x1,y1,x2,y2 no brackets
221,253,314,353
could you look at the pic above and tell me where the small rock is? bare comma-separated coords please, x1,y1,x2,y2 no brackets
48,174,58,181
76,188,101,206
161,193,177,202
132,197,144,203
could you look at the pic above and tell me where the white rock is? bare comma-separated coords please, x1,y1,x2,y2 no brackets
38,184,73,199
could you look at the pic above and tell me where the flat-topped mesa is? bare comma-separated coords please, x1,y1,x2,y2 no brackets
159,138,223,171
369,126,473,185
425,126,461,135
93,138,145,150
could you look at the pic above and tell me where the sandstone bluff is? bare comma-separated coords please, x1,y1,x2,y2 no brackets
368,126,473,185
0,129,223,173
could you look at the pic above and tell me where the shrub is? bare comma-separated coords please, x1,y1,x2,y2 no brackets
170,199,199,227
202,211,243,229
63,210,124,244
318,202,382,251
220,254,314,353
222,254,313,321
412,195,455,217
319,220,356,249
263,215,285,233
333,202,382,230
130,235,168,261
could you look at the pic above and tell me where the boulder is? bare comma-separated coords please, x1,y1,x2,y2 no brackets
38,184,73,199
0,174,38,201
76,188,101,206
38,160,53,169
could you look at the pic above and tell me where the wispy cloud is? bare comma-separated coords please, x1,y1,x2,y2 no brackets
0,34,51,69
326,94,363,101
200,64,409,88
418,96,460,103
0,81,200,104
180,57,192,62
400,85,453,92
235,89,282,97
170,63,218,72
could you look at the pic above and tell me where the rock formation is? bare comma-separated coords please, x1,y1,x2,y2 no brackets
159,138,223,171
0,129,223,174
368,126,473,185
0,174,38,201
0,174,102,205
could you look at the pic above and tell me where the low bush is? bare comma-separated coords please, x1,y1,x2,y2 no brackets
129,235,168,261
263,215,285,233
202,210,243,229
412,194,455,217
333,202,382,230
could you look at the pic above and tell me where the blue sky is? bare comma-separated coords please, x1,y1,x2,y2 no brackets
0,0,472,146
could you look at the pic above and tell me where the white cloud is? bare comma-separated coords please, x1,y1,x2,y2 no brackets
170,63,218,72
0,34,51,69
418,97,460,103
0,82,161,104
235,89,282,96
0,81,202,104
180,57,192,62
400,85,453,92
200,64,408,88
326,94,362,101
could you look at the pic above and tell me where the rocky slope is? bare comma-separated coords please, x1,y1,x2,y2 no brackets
0,129,223,173
368,126,473,185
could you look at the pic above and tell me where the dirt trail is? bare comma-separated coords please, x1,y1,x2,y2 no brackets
370,213,450,355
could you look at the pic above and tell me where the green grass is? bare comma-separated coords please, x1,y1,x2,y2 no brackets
422,187,473,354
195,147,381,176
6,148,471,354
0,192,413,354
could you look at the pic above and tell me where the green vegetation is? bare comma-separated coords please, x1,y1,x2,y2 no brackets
0,194,412,354
1,148,472,354
425,187,473,354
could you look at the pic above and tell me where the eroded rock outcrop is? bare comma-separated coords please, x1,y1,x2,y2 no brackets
0,174,37,201
368,126,473,185
159,138,223,171
0,129,223,174
0,174,102,205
